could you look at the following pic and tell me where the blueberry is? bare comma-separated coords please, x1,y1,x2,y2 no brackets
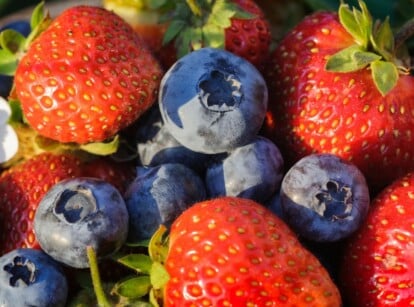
159,47,268,154
205,136,284,203
34,178,129,268
135,105,211,174
266,192,284,219
0,248,68,307
280,153,370,242
125,163,206,242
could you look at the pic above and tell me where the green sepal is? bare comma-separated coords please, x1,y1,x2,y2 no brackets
0,29,26,54
0,49,18,76
371,60,399,96
338,0,372,48
209,0,237,29
24,1,52,50
116,254,153,274
202,23,225,49
112,276,152,299
162,19,186,45
325,44,381,72
370,17,394,61
7,99,23,123
150,261,169,290
148,225,169,264
80,135,120,155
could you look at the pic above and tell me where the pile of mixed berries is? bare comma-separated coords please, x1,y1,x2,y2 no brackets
0,0,413,306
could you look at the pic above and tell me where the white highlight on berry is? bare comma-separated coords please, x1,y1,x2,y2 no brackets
0,96,18,163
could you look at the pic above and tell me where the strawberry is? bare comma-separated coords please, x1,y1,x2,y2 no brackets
0,152,83,255
125,0,271,71
13,5,162,145
262,1,414,191
164,196,341,306
339,171,414,306
102,0,177,70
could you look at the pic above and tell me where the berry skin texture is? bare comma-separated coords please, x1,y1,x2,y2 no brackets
34,177,129,269
164,197,341,306
14,5,162,144
340,172,414,306
0,152,83,255
280,153,370,242
159,47,268,154
205,135,284,203
0,248,68,307
263,11,414,191
224,0,272,69
124,163,206,242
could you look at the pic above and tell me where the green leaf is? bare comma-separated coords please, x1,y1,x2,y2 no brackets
150,261,170,290
117,254,153,274
371,60,399,96
189,26,203,51
0,48,18,76
202,23,225,49
338,1,372,48
80,135,120,155
31,2,45,30
148,225,169,264
339,4,364,45
0,29,26,53
8,99,23,123
325,44,380,72
175,27,193,58
162,19,186,45
112,276,152,299
209,0,236,28
371,17,394,60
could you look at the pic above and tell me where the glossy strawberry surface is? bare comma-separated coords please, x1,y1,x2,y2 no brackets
340,172,414,306
14,5,162,144
0,152,83,254
164,197,341,306
263,11,414,191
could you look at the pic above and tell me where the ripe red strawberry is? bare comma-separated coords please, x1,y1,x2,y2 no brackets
339,171,414,306
262,2,414,191
164,196,341,306
13,5,162,145
0,152,83,254
102,0,177,70
111,0,272,70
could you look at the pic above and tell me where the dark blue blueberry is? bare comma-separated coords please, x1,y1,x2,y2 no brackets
159,47,268,154
135,105,211,174
0,20,31,36
205,136,284,203
0,20,30,98
0,248,68,307
34,178,129,269
124,163,206,242
265,192,284,220
280,153,370,242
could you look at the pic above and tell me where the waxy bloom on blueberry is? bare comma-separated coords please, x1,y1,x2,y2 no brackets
280,153,370,242
159,47,268,154
0,248,68,307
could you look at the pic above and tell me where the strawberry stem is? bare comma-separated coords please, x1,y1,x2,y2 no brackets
395,18,414,51
185,0,202,16
86,246,112,307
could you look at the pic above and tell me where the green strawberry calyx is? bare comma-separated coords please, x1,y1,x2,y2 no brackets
325,0,411,96
82,225,170,306
161,0,254,58
0,1,51,76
